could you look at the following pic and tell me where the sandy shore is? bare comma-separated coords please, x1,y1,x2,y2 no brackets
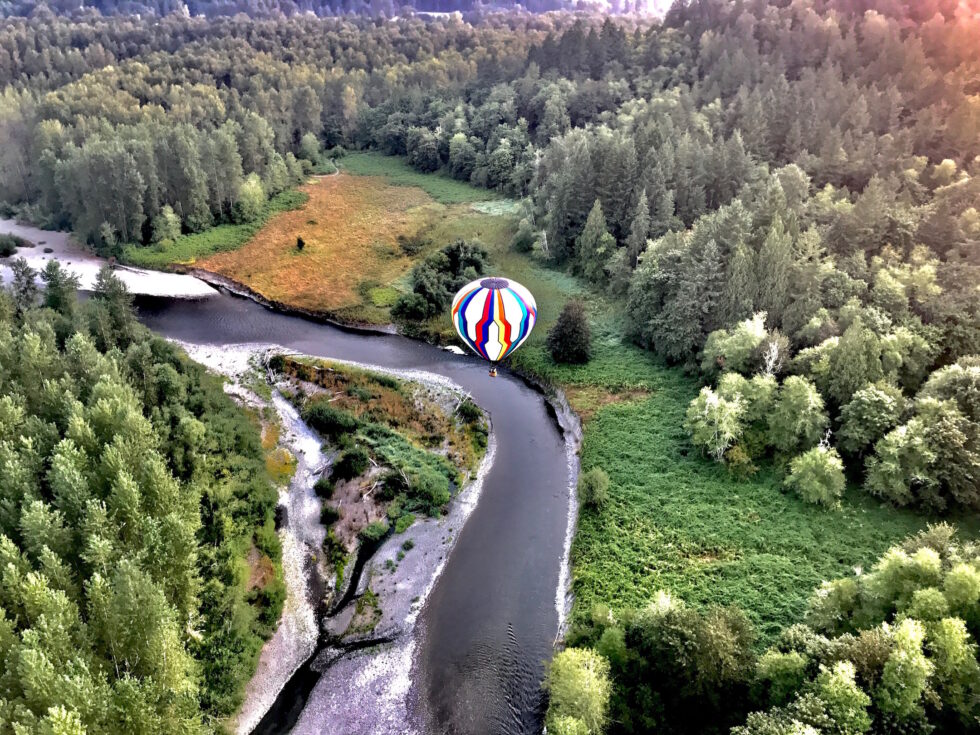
0,219,217,298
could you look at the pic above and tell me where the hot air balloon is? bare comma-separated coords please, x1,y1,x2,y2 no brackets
451,277,537,377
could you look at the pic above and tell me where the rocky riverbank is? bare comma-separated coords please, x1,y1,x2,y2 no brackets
0,219,216,298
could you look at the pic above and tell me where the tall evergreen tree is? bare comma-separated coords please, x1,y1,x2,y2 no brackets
626,188,651,267
576,199,615,285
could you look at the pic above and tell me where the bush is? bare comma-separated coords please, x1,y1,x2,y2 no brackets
768,376,828,455
511,218,537,252
302,401,359,438
409,466,451,513
396,232,429,256
544,648,612,735
0,234,30,257
457,398,482,424
360,520,389,542
547,300,592,364
756,650,809,706
578,467,610,510
320,504,340,525
394,239,489,322
391,292,433,321
784,446,846,508
314,475,335,499
333,446,370,481
700,312,768,378
838,382,905,455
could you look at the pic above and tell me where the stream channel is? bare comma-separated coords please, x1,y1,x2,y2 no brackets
139,293,578,735
0,219,579,735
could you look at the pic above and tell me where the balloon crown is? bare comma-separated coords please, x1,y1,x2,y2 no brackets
480,277,510,289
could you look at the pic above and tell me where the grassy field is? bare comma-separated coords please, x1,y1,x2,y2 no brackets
340,151,500,204
196,171,517,323
121,190,308,268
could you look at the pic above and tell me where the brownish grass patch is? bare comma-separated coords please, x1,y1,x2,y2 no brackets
246,545,276,591
198,173,517,324
200,174,432,317
564,385,651,424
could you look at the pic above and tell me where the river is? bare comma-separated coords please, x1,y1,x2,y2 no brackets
1,220,578,734
138,294,577,735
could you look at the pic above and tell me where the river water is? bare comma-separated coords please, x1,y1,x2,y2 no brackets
135,293,575,735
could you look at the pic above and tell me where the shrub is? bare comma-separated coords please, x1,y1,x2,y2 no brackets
393,239,489,322
918,358,980,422
814,661,872,734
0,234,30,256
768,376,829,455
457,398,482,424
877,618,933,719
409,466,451,513
233,173,265,223
333,446,370,481
394,513,415,534
396,232,429,256
544,648,612,735
360,520,389,542
391,292,433,321
700,312,768,378
151,205,181,243
314,475,335,499
547,300,591,364
320,504,340,526
547,716,590,735
578,467,610,510
302,401,359,438
785,446,846,508
511,218,537,252
756,650,809,706
838,382,905,455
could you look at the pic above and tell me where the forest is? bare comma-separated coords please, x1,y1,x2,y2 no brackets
0,262,284,731
1,0,980,733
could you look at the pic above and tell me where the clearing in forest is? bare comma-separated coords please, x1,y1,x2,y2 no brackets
198,170,515,323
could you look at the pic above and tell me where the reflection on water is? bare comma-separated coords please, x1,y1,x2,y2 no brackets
136,293,573,735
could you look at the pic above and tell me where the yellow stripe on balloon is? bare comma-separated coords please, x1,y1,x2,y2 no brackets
493,289,510,359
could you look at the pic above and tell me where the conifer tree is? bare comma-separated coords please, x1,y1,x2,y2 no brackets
626,188,650,267
755,217,794,328
576,199,615,285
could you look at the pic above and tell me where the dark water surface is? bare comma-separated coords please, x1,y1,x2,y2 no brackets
136,294,572,735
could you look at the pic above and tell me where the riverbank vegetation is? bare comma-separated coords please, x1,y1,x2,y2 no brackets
0,262,283,731
269,354,487,589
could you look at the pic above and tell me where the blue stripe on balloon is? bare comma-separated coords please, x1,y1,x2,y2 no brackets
501,287,530,360
457,288,486,358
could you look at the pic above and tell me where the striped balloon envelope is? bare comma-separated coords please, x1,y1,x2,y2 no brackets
451,277,537,373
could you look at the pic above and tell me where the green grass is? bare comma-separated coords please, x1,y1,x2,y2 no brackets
472,243,980,646
340,151,499,204
120,190,308,268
